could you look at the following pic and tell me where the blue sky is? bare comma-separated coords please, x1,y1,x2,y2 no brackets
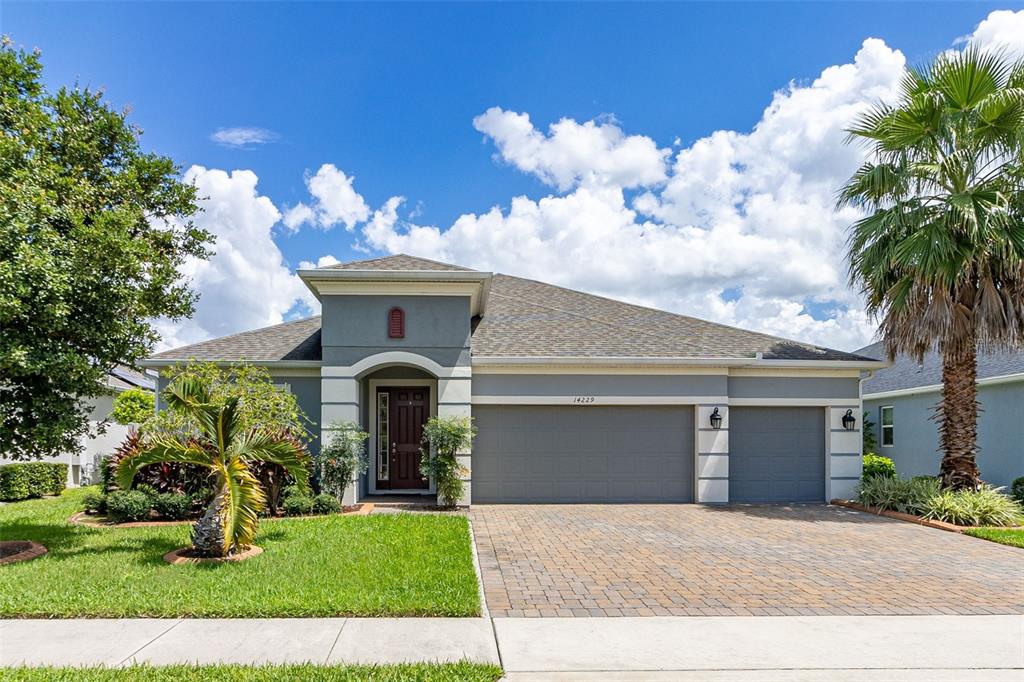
4,3,1022,351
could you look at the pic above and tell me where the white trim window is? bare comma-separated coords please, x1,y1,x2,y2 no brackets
880,406,894,447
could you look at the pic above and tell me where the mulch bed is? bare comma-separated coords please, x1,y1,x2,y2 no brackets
0,540,48,565
164,544,263,565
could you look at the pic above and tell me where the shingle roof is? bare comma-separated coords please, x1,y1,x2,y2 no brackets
150,316,322,362
858,341,1024,394
318,254,475,271
150,257,876,364
474,274,873,360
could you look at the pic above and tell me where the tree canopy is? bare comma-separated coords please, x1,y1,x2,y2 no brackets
0,37,211,460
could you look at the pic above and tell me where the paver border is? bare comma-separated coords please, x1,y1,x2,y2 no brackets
830,499,968,533
0,540,48,565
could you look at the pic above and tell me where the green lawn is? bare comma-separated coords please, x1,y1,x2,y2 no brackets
963,526,1024,549
0,488,480,618
0,663,502,682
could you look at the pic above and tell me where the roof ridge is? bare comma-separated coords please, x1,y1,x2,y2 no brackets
325,253,474,271
491,273,844,356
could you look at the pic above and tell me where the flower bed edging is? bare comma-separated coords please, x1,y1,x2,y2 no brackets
0,540,48,565
164,545,263,565
830,499,966,533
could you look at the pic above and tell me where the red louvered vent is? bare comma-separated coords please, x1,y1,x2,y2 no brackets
388,307,405,339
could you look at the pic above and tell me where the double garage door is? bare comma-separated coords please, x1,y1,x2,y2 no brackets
472,405,825,504
473,406,694,503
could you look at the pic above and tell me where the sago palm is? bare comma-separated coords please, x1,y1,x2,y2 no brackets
842,48,1024,490
117,375,310,556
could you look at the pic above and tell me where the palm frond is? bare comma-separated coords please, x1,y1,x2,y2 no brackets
218,457,266,553
116,437,212,490
233,430,311,494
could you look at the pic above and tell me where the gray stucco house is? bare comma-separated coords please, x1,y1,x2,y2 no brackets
860,342,1022,488
143,255,883,505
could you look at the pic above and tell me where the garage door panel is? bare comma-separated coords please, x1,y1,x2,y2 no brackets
729,407,825,503
473,406,694,503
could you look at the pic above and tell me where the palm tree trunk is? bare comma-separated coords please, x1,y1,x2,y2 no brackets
936,342,981,491
191,488,227,557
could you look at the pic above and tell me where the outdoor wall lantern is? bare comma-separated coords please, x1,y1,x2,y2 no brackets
842,409,856,431
709,407,723,430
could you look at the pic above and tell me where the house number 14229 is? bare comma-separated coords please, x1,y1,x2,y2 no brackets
571,396,595,404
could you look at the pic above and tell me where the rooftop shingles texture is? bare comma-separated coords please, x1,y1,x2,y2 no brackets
319,254,475,271
150,316,322,362
859,341,1024,394
151,255,874,363
473,274,872,361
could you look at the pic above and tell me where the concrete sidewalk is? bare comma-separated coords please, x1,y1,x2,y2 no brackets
1,614,1021,679
0,618,499,667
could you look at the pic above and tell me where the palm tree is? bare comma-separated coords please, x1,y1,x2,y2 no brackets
117,375,310,557
841,48,1024,490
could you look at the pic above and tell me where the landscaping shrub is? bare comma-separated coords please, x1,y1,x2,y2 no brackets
1011,476,1024,505
152,493,193,521
856,475,940,516
420,416,476,507
111,388,155,425
312,493,341,515
858,475,1023,527
105,490,152,523
283,494,314,516
82,491,107,515
921,486,1023,527
0,462,68,501
861,453,896,480
317,422,369,504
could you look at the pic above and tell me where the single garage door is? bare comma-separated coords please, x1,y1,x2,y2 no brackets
729,407,825,503
472,406,694,503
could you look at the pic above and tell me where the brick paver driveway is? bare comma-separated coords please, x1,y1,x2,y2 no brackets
470,504,1024,617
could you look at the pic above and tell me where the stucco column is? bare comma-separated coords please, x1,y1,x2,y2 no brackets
437,367,473,506
696,404,729,503
827,406,862,501
321,367,361,504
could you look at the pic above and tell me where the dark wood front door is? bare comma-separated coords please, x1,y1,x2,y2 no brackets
386,387,429,490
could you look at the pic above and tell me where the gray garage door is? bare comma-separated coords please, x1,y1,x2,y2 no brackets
729,407,825,503
472,406,694,503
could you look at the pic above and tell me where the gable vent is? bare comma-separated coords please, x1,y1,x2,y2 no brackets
388,307,405,339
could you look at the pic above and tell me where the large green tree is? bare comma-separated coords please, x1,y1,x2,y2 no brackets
842,48,1024,490
0,38,211,460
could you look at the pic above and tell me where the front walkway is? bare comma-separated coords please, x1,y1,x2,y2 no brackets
470,503,1024,617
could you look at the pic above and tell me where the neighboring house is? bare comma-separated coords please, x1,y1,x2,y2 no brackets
142,255,883,505
1,366,155,486
859,342,1022,488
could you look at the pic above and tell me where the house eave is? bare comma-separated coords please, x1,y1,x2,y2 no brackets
140,359,323,370
470,356,887,370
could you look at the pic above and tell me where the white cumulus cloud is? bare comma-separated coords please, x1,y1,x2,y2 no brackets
284,164,370,231
153,166,314,351
966,9,1024,57
473,108,670,191
209,127,279,148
